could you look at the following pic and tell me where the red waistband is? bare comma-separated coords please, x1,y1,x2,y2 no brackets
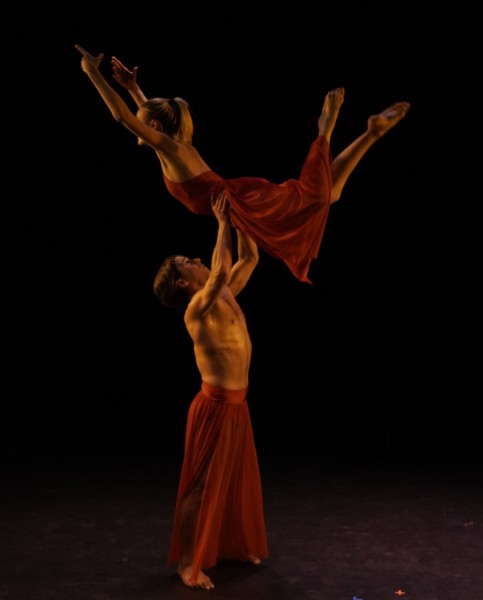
201,382,248,404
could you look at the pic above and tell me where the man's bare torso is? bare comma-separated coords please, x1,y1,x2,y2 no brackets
186,291,251,390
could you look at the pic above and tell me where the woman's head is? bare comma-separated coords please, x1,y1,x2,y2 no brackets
138,97,194,144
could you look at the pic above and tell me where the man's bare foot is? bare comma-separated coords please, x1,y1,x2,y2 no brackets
318,87,345,143
367,101,411,139
177,565,214,590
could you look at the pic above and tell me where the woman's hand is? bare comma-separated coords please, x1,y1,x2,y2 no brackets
75,44,104,74
111,56,138,90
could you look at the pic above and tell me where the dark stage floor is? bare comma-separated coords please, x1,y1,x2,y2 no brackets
1,452,482,600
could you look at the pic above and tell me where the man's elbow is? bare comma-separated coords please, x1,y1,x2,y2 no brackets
213,267,230,286
241,255,258,269
248,251,259,265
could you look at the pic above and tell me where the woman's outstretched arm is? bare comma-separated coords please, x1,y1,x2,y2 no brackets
111,56,148,107
75,44,166,149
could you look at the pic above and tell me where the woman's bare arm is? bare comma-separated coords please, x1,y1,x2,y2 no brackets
111,56,148,107
75,44,172,150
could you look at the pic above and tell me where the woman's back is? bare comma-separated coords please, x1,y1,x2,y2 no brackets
154,140,212,183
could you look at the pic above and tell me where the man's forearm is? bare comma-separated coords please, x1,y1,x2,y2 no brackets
211,221,233,277
237,229,259,263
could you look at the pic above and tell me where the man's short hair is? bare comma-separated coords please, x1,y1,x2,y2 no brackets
153,256,189,312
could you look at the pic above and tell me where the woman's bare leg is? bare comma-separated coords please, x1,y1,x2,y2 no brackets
318,87,345,146
330,100,411,203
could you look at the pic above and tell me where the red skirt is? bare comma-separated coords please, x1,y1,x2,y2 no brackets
168,382,269,577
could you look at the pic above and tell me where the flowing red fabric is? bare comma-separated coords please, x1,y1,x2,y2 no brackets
168,382,268,578
163,136,332,283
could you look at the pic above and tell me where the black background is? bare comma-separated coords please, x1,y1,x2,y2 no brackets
3,3,479,476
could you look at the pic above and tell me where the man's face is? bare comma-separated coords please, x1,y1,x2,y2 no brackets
174,256,209,283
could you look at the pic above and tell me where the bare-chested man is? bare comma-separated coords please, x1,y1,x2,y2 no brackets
153,191,266,590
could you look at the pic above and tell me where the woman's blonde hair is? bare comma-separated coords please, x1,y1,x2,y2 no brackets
141,97,194,143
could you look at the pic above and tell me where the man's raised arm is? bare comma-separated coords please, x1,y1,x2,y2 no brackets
228,225,259,297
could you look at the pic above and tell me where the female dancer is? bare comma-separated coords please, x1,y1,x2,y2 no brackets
75,44,410,283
